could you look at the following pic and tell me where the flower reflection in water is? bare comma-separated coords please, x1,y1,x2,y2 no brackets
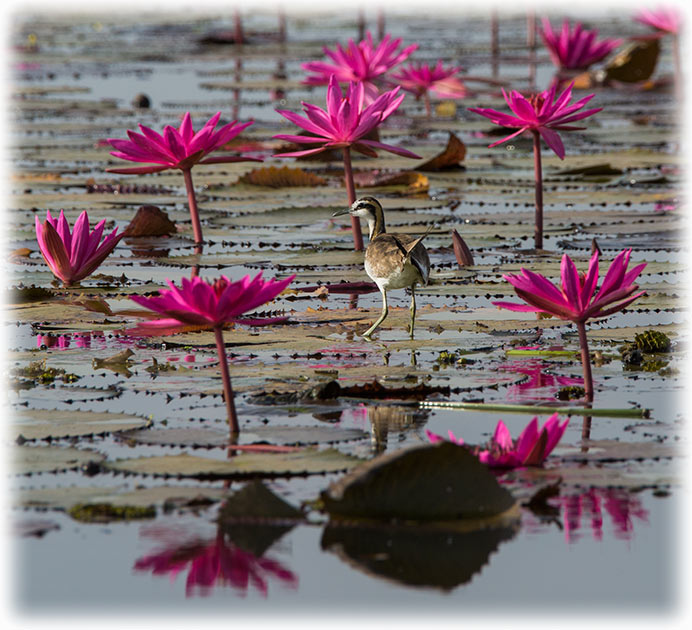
560,488,649,543
36,332,103,350
499,358,583,401
135,531,298,598
525,487,649,543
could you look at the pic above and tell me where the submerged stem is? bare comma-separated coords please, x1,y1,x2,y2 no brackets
342,146,364,251
214,326,239,434
532,130,544,250
182,168,204,245
576,320,594,403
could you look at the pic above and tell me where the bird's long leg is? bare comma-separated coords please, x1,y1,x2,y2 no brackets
362,288,388,339
408,285,417,338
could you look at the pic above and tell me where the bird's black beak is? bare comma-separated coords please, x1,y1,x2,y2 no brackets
332,208,351,217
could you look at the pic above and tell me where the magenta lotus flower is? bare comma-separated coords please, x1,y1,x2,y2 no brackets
129,272,294,433
493,249,646,401
426,413,569,469
634,6,681,34
302,31,418,103
107,112,256,174
134,537,298,597
468,81,601,159
469,82,601,249
35,209,123,287
107,112,261,244
540,19,622,71
274,74,419,250
391,61,467,117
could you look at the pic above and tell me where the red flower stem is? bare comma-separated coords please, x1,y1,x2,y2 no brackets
576,320,594,403
214,326,239,434
673,34,681,102
423,92,432,119
531,129,544,250
342,146,364,251
182,168,204,245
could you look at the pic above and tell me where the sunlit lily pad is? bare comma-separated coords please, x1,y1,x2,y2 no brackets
13,445,105,475
105,448,362,478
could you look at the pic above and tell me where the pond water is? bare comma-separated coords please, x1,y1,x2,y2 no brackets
6,3,687,622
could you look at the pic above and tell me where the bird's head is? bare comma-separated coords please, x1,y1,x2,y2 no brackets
332,197,382,220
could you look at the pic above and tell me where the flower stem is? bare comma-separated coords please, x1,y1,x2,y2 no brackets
531,129,544,250
182,168,204,245
423,92,432,119
342,146,364,251
576,321,594,403
214,326,239,434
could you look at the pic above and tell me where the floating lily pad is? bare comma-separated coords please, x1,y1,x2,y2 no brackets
11,408,152,441
105,448,362,479
13,445,105,475
121,425,368,447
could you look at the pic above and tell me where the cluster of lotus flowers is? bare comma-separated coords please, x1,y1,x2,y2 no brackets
33,12,663,454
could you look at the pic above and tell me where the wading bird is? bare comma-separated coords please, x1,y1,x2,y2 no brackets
333,197,431,339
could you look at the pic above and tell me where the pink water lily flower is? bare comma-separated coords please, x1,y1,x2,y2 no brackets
302,31,418,103
426,413,569,469
35,209,123,287
391,61,467,117
540,19,622,71
129,272,294,433
469,82,601,249
493,249,646,323
274,75,418,160
493,249,646,401
634,6,681,34
107,112,260,244
107,112,258,174
468,81,601,159
274,74,419,251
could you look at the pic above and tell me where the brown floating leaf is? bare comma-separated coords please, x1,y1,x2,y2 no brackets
605,37,660,84
124,205,177,237
451,228,474,266
321,442,516,521
338,380,450,401
353,169,429,193
239,165,327,188
416,132,466,171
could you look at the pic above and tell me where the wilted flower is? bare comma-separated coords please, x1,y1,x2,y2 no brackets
426,413,569,468
493,249,646,401
129,272,294,432
302,31,418,103
469,82,601,249
35,209,123,287
107,112,260,244
274,74,418,250
634,6,681,34
540,19,622,71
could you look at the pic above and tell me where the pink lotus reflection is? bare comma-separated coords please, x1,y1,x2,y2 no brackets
499,359,583,401
37,332,97,350
134,533,298,598
560,488,649,543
